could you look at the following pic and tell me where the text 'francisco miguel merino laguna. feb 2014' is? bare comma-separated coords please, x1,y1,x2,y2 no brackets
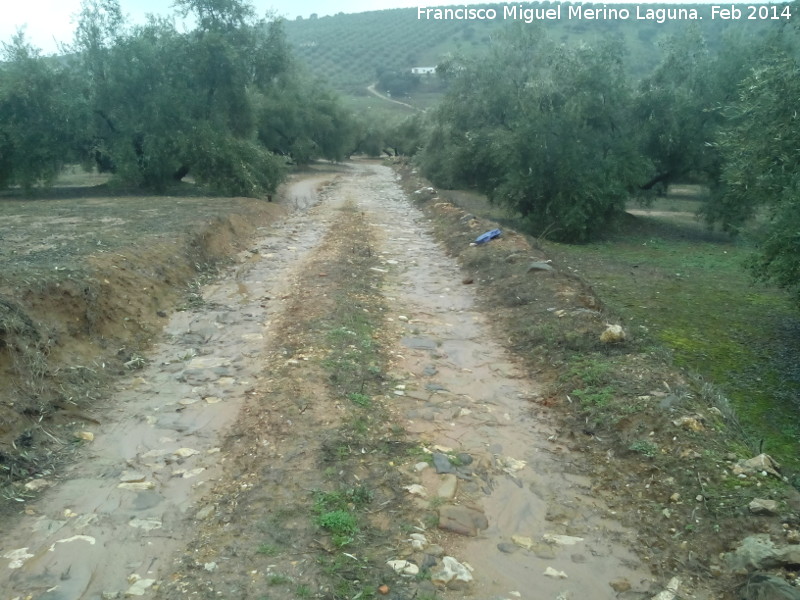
417,4,793,24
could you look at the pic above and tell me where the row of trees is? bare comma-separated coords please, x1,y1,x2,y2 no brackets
0,0,358,195
386,16,798,303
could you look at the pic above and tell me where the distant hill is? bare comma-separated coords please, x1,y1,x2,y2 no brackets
281,2,774,94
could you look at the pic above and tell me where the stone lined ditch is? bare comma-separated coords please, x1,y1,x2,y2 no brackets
1,163,659,599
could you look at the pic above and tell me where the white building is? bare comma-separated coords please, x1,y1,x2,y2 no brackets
411,66,437,75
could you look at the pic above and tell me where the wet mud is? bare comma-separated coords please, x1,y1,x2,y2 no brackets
354,165,654,599
1,163,654,599
0,174,336,599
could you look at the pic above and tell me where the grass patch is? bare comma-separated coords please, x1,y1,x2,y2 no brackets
267,574,292,586
548,195,800,470
314,509,359,547
256,543,281,557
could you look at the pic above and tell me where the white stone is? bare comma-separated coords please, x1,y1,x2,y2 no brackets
129,518,162,531
118,481,155,491
49,535,96,552
431,556,473,585
543,533,584,546
387,559,419,576
543,566,568,579
403,484,427,497
174,448,199,458
651,577,681,600
125,577,156,596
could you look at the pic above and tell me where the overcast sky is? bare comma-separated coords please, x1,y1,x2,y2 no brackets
3,0,730,55
1,0,431,53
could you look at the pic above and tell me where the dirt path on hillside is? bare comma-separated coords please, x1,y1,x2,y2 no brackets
1,163,657,600
366,84,419,112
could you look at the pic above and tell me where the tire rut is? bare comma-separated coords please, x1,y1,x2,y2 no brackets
1,162,656,600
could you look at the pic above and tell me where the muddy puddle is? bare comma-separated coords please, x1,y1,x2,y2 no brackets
0,174,337,599
352,164,655,599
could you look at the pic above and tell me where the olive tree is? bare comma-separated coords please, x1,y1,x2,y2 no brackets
419,26,649,241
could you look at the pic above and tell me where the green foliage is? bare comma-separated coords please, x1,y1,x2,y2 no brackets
311,486,372,547
635,26,781,192
70,0,293,193
418,26,649,242
313,486,373,513
629,440,658,458
708,51,800,304
348,392,371,407
0,0,359,195
314,510,359,546
0,34,87,190
376,68,420,97
256,543,280,556
255,69,357,164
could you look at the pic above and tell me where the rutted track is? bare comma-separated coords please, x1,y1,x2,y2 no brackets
0,173,340,599
1,162,655,599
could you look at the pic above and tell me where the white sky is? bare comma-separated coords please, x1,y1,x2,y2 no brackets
2,0,746,55
2,1,422,53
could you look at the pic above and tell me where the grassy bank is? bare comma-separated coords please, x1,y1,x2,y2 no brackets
422,181,800,475
547,191,800,474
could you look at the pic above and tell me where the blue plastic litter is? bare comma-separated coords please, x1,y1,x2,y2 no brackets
474,228,501,245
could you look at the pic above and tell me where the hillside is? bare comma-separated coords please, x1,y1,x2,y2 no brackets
281,2,771,94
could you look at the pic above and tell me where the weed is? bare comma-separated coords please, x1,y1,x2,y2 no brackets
348,392,372,407
267,574,292,585
352,416,370,435
571,386,615,407
313,486,373,512
629,440,658,458
428,496,445,509
315,510,358,546
562,356,613,387
256,543,280,556
295,584,312,598
123,353,147,370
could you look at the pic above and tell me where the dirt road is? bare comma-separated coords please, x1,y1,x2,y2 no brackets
1,163,655,599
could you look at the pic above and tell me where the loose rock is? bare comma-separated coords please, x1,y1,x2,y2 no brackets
430,556,473,588
125,576,156,596
432,452,455,474
651,577,681,600
543,533,584,546
437,474,458,500
386,559,419,576
543,566,568,579
438,505,488,536
600,324,626,343
527,261,555,273
738,573,800,600
733,454,782,478
724,535,800,573
749,498,780,516
610,578,632,593
23,479,51,492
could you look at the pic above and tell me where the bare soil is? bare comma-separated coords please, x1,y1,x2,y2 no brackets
0,161,797,600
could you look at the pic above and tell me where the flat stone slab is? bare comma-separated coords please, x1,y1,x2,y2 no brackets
438,504,488,536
